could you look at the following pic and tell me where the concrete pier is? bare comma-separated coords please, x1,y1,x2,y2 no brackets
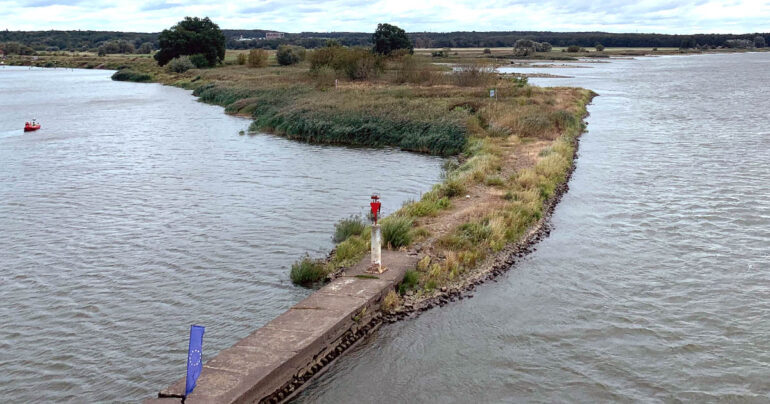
146,250,417,404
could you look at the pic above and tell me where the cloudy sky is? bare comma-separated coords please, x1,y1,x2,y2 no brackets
1,0,768,33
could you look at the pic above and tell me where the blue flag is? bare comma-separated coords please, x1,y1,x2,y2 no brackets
185,325,205,396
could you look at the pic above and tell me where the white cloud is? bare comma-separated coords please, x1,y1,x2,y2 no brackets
0,0,767,33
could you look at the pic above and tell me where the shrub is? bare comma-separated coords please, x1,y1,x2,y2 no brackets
595,44,605,51
111,69,152,82
333,216,366,243
189,53,210,68
276,45,305,65
137,42,154,54
289,255,326,286
166,55,195,73
309,46,382,80
535,42,552,52
248,49,268,68
236,53,246,65
382,216,413,248
566,45,581,53
483,48,491,54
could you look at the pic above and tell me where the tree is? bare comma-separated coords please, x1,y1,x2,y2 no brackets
155,17,225,67
372,23,413,55
595,43,605,51
137,42,154,54
755,35,766,48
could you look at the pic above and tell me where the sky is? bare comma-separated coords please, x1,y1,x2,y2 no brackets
1,0,768,33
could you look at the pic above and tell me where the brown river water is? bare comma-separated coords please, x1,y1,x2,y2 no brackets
0,66,443,402
297,53,770,402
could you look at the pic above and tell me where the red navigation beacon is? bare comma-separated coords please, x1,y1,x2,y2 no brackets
370,194,381,225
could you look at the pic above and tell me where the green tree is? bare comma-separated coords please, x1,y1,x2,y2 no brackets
154,17,225,67
595,43,605,51
137,42,154,54
755,35,766,48
372,23,413,55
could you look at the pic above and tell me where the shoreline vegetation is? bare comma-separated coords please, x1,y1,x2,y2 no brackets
9,46,595,313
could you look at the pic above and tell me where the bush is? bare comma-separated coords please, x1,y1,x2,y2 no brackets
535,42,552,52
248,49,268,68
382,216,413,248
333,216,366,243
276,45,305,66
166,55,195,73
236,53,246,65
111,69,152,82
566,45,581,53
309,46,382,80
483,48,491,54
137,42,153,54
189,53,210,68
290,255,326,285
595,44,605,51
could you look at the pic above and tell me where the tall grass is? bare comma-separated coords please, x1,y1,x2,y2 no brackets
382,216,413,248
453,63,496,87
333,216,366,243
290,255,326,286
193,83,469,156
248,49,268,68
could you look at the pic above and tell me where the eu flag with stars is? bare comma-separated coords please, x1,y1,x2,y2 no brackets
185,325,205,396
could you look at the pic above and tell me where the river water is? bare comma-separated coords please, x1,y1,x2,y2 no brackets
0,67,443,402
298,53,770,402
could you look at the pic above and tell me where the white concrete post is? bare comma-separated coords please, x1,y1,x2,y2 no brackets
371,224,382,272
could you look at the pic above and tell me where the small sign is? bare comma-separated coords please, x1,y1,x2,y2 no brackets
489,89,496,98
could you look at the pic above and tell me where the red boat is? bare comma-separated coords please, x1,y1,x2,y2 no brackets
24,120,41,132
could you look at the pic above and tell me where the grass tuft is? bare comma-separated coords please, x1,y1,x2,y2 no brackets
333,215,366,243
290,255,326,286
382,216,413,249
398,269,420,295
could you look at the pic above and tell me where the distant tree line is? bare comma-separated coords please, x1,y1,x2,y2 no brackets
2,29,768,53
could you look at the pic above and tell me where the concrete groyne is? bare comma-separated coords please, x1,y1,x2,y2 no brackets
146,250,417,404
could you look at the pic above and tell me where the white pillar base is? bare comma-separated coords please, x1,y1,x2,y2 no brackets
368,224,385,273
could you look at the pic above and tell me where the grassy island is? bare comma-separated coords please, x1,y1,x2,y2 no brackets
8,47,594,308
